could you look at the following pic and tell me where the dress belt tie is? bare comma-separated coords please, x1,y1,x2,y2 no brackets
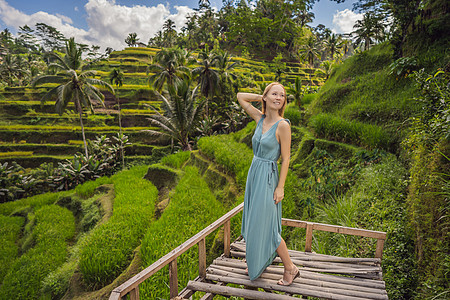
253,155,277,185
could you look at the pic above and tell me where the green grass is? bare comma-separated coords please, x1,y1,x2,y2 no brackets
161,151,191,169
307,43,419,152
198,134,253,188
139,166,227,299
309,113,392,150
0,191,72,216
0,215,25,282
79,165,158,287
0,205,75,300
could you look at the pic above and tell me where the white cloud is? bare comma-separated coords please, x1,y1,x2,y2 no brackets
0,0,194,51
332,9,363,34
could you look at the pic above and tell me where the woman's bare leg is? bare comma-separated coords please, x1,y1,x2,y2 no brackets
276,237,299,284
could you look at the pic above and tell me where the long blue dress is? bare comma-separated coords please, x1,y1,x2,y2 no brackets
241,115,290,280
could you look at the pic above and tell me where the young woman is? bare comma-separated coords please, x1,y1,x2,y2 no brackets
237,82,299,285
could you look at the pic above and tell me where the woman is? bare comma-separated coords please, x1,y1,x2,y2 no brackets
237,82,299,285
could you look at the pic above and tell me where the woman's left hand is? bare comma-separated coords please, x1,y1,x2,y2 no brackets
273,187,284,204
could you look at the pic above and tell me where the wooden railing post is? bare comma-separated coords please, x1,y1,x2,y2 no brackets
130,287,139,300
199,238,206,278
375,238,385,259
169,259,178,298
224,220,231,257
305,222,313,252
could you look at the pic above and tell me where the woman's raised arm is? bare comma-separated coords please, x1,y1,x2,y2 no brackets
237,92,263,123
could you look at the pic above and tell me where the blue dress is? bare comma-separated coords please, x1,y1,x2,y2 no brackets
241,115,290,280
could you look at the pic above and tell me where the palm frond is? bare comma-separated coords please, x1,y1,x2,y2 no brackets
31,75,68,87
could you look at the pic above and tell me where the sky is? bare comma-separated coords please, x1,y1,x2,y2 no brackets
0,0,362,51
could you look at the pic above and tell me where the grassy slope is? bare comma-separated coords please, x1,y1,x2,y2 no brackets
0,42,436,299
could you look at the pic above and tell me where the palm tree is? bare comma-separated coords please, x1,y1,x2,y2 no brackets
109,67,124,130
125,32,139,47
324,33,342,60
0,54,27,86
287,77,303,109
192,47,220,117
144,79,205,151
32,37,114,157
147,48,190,92
351,12,385,51
109,67,125,167
162,19,176,47
299,36,321,67
315,60,335,80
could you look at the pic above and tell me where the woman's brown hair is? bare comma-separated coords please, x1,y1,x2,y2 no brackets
262,82,287,117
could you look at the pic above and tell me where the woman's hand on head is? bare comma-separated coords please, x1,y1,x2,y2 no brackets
273,186,284,204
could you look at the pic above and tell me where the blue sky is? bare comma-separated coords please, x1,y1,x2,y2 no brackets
0,0,361,50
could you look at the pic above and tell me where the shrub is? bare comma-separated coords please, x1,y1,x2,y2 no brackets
79,165,158,287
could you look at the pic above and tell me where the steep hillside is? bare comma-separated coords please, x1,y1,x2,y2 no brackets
0,47,323,168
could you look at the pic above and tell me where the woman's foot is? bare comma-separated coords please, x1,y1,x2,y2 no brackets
245,268,248,275
277,265,299,286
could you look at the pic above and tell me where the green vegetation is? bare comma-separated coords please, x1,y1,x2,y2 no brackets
79,165,158,287
0,205,75,299
198,133,253,188
139,166,227,299
0,1,448,298
0,215,24,282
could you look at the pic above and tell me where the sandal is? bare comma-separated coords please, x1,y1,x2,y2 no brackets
277,266,299,286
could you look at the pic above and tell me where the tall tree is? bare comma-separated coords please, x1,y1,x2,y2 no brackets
299,35,321,66
32,37,114,157
109,67,125,166
351,12,385,51
287,76,303,109
0,54,28,86
162,19,177,47
147,48,190,92
324,33,342,60
144,79,205,151
35,22,66,51
192,47,220,117
125,32,139,47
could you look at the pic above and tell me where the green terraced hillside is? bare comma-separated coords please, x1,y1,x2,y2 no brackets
0,47,323,167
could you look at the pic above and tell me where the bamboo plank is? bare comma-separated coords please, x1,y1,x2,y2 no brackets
207,267,387,299
199,282,225,300
208,265,386,295
232,241,381,264
199,238,206,278
281,218,387,240
212,257,386,289
224,220,231,257
169,260,178,299
305,222,313,252
206,274,374,300
130,287,139,300
177,276,201,299
215,256,380,279
375,239,385,259
187,281,297,299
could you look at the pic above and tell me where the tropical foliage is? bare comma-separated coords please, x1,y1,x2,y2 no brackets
144,79,205,151
31,38,114,157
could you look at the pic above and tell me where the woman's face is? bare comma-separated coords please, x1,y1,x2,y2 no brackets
264,84,285,111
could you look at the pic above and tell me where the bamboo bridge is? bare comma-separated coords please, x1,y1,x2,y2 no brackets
109,202,388,300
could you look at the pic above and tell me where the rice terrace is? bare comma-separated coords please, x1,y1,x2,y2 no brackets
0,0,448,299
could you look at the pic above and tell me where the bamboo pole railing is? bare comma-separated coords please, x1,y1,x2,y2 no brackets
109,202,387,300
